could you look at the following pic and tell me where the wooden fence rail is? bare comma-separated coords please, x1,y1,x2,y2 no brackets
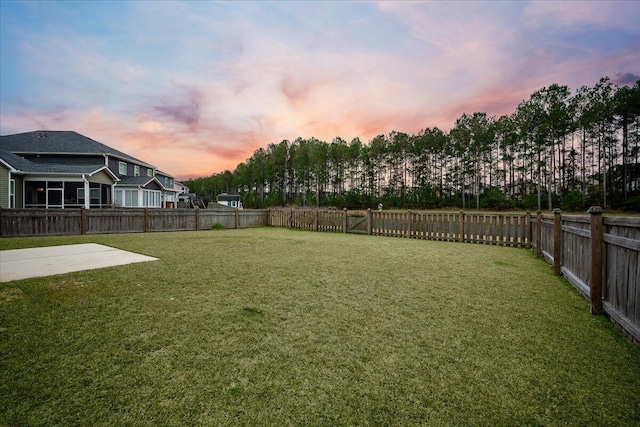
272,209,532,247
530,207,640,341
0,208,268,237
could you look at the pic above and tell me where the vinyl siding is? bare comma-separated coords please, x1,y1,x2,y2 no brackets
0,164,8,208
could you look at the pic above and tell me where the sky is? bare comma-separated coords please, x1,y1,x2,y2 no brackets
1,1,639,180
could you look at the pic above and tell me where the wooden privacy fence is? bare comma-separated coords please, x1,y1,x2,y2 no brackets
270,208,532,247
0,208,268,237
272,207,640,344
531,208,640,343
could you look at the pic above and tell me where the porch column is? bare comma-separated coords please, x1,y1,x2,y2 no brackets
110,183,116,207
83,178,90,209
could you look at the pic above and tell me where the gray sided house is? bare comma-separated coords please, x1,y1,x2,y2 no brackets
216,193,242,209
0,131,178,209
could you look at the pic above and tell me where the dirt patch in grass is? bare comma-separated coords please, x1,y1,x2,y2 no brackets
242,307,265,318
51,280,85,292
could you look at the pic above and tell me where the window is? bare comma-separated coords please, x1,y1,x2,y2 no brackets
9,179,15,208
77,188,100,205
143,190,161,207
134,165,140,177
25,181,46,208
125,190,138,207
46,182,63,208
119,162,127,175
114,189,160,208
147,169,153,177
114,189,139,207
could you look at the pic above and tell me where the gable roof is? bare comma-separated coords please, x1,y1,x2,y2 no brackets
118,176,179,192
118,176,164,189
0,149,32,171
0,130,152,167
0,148,118,178
155,170,175,178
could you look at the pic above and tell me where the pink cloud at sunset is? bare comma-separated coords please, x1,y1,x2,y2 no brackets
1,1,638,180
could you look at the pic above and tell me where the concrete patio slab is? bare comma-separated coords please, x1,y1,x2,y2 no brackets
0,243,158,282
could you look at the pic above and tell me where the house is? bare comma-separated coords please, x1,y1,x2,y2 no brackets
0,130,178,209
156,171,178,209
174,181,193,207
216,193,242,209
174,181,190,196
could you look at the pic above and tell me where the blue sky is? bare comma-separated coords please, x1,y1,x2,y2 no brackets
1,0,638,179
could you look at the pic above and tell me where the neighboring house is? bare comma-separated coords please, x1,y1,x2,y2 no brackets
175,181,191,206
174,181,190,196
156,171,178,208
0,130,178,209
216,193,242,209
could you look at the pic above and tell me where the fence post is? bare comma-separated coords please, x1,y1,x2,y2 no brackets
235,208,239,229
535,210,542,257
588,206,604,315
343,208,348,233
366,208,372,235
525,211,531,248
314,209,319,231
407,210,412,238
194,207,199,231
80,207,87,235
144,208,149,233
459,210,465,243
266,208,271,227
289,209,293,228
553,208,562,275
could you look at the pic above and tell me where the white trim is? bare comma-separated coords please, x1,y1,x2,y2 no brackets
77,187,100,207
113,188,162,208
89,166,120,181
0,157,18,172
24,175,84,182
0,166,118,183
82,175,91,209
9,178,16,208
46,185,64,209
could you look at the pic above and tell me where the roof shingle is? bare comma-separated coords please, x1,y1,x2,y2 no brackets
0,130,150,167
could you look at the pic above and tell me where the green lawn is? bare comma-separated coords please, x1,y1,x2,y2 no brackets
1,228,639,426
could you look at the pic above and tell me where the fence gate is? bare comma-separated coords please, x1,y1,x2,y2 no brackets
347,212,367,234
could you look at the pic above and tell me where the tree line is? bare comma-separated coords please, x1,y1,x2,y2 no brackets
184,77,640,212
